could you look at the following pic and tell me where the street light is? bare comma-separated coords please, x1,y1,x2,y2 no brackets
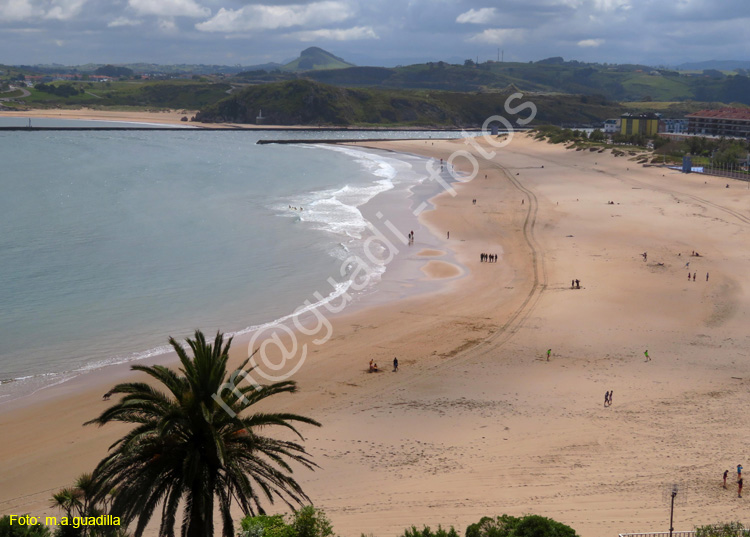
669,484,678,537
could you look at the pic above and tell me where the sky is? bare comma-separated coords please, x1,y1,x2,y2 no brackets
1,0,749,67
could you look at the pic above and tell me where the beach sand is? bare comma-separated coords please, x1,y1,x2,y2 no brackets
2,120,750,537
0,108,200,126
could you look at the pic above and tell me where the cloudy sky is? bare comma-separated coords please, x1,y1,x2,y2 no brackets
1,0,749,67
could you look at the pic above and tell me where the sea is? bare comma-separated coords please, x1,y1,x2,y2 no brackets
0,119,471,402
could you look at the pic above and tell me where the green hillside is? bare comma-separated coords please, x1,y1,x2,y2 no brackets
194,79,623,127
281,47,354,72
301,59,750,105
14,80,231,109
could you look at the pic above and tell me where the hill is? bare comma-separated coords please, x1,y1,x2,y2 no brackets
193,79,623,127
677,60,750,72
300,60,750,105
281,47,354,72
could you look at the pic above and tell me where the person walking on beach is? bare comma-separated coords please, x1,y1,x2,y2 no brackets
706,272,709,281
393,357,398,372
724,470,729,488
693,272,696,281
739,476,743,498
547,348,552,361
604,391,609,407
447,231,450,239
609,390,613,405
738,464,743,479
644,350,650,362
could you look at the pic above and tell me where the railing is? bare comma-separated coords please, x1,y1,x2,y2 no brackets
619,532,695,537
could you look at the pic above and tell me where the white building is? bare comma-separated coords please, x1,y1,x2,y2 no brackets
659,118,688,134
603,118,620,134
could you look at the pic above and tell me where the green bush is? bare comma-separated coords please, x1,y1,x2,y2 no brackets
400,525,459,537
238,506,333,537
465,515,577,537
695,522,748,537
0,516,51,537
240,515,291,537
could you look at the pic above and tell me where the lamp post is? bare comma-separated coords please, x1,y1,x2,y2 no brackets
669,484,678,537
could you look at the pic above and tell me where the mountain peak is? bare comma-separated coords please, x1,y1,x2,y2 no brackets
282,47,354,72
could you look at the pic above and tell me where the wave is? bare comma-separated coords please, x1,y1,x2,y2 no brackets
0,143,424,404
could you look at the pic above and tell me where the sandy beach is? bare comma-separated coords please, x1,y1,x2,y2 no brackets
2,115,750,537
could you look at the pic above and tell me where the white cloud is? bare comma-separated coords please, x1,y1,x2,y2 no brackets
44,0,87,20
468,28,527,45
0,0,42,21
107,16,142,27
196,1,351,33
129,0,210,18
578,38,604,46
456,7,497,24
158,17,177,32
290,25,378,41
592,0,631,11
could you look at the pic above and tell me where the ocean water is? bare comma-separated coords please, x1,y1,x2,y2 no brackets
0,127,456,401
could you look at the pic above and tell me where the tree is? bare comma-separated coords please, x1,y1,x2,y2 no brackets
588,129,605,142
86,330,321,537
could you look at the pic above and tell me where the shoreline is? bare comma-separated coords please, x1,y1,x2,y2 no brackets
0,108,491,131
3,130,750,537
0,141,462,410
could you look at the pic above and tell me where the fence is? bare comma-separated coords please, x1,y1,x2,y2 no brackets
619,531,695,537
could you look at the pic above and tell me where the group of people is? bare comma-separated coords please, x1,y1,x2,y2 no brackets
472,199,477,205
571,279,581,289
407,230,415,244
288,205,304,211
686,272,709,282
603,390,614,407
723,465,744,498
369,357,399,373
481,253,498,263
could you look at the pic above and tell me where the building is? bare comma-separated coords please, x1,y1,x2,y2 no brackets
620,113,659,136
659,118,688,134
687,108,750,138
602,118,620,134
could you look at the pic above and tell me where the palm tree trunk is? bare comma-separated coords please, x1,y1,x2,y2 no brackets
186,479,214,537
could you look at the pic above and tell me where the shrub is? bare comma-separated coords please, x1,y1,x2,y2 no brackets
0,516,51,537
400,525,459,537
695,522,748,537
238,507,333,537
291,506,334,537
466,515,577,537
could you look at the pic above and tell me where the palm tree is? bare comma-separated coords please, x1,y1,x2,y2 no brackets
51,487,83,520
86,330,321,537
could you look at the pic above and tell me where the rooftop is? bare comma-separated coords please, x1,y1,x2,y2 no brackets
687,107,750,121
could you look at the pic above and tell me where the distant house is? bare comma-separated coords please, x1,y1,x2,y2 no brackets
620,113,659,136
603,118,620,134
686,108,750,138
